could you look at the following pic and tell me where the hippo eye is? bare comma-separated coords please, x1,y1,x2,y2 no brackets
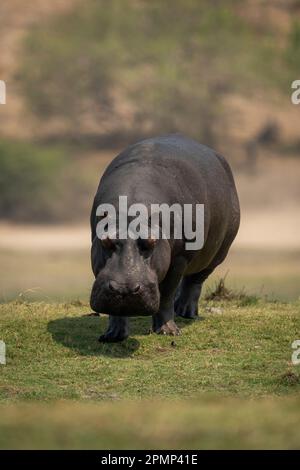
138,237,156,253
100,236,115,251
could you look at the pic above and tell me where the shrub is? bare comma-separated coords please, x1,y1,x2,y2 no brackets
0,140,65,221
20,0,280,144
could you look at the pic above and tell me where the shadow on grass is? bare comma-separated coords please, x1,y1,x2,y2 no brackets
48,313,195,358
47,314,152,358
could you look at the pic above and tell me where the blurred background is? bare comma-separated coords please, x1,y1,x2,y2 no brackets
0,0,299,303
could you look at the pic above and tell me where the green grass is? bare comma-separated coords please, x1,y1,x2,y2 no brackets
1,398,300,449
1,299,300,448
1,300,300,401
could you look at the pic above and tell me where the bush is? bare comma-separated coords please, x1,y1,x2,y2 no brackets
0,140,65,222
20,0,281,144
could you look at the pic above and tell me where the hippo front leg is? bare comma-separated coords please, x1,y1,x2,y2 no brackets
99,315,129,343
152,259,186,336
152,302,181,336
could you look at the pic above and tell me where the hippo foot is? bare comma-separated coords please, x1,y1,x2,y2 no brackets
154,320,181,336
175,298,199,320
98,331,128,343
98,333,128,343
98,315,129,343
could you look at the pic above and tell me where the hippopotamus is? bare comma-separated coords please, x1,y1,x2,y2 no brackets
90,134,240,342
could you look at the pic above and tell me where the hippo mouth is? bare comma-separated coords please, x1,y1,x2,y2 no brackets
90,280,160,317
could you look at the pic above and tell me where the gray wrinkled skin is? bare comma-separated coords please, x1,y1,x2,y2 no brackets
90,134,240,342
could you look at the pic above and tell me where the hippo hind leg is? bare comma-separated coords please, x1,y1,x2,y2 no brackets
174,273,204,319
175,237,234,319
99,315,129,342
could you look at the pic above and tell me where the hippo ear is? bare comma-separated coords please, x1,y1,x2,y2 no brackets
100,236,115,251
147,237,156,248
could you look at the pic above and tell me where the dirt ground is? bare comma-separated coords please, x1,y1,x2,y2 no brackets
0,207,299,251
1,202,299,302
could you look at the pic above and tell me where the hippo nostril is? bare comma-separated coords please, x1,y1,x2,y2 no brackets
108,280,140,295
132,284,141,294
108,280,119,293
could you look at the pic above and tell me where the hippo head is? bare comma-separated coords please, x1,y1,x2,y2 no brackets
90,236,171,316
